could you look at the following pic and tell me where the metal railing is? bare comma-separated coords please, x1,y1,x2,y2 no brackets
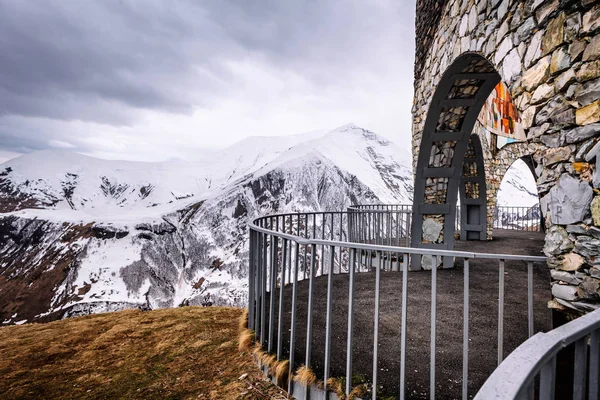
347,204,542,239
247,208,546,399
475,307,600,400
493,204,542,232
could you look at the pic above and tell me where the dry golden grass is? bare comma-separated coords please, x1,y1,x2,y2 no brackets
325,377,345,397
294,365,317,387
237,329,254,351
0,306,286,400
274,359,289,386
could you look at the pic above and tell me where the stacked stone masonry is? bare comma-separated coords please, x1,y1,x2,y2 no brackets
413,0,600,313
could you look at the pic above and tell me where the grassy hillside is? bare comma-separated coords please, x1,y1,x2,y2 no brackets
0,307,285,400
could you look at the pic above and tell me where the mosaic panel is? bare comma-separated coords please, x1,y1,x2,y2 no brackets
447,79,483,99
429,141,457,167
477,81,525,140
436,107,468,132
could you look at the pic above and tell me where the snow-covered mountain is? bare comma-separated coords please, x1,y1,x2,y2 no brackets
0,124,414,324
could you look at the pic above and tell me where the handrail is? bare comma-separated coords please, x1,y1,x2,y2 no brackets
475,308,600,399
250,214,545,262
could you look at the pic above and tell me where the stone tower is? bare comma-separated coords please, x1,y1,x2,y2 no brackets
411,0,600,313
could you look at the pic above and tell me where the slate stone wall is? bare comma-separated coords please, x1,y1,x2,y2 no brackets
413,0,600,313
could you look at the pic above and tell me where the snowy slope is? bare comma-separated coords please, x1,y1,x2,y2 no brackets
0,124,411,219
0,124,413,324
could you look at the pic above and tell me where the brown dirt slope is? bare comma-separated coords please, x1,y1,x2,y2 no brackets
0,306,285,400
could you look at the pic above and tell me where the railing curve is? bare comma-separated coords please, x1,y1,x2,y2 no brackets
247,208,546,400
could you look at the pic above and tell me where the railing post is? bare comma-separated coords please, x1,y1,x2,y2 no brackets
498,259,505,365
277,239,288,360
261,233,268,346
574,337,588,400
373,248,382,400
248,229,255,330
590,330,600,400
431,255,437,400
346,248,356,396
462,258,469,400
288,241,300,394
268,235,277,352
305,244,316,368
527,261,534,338
324,245,335,392
400,252,408,400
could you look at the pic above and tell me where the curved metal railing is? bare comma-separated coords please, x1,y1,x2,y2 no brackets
475,308,600,400
247,207,546,399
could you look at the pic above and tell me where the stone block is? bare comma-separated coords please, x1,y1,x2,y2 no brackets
575,236,600,259
551,269,582,285
544,225,574,256
576,100,600,125
555,69,576,92
592,196,600,226
422,217,443,243
525,30,544,68
552,283,580,301
582,5,600,33
551,108,575,128
536,0,558,25
495,36,513,65
577,60,600,83
583,35,600,62
531,83,555,104
565,12,582,42
535,95,570,125
550,46,571,75
549,174,593,225
541,132,564,148
563,123,600,144
578,277,600,299
569,39,586,62
575,78,600,107
522,55,550,91
562,252,585,271
544,146,573,166
542,12,565,55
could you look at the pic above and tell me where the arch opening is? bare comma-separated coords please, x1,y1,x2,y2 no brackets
493,158,542,233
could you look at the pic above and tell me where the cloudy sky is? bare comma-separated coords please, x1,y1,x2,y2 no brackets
0,0,416,163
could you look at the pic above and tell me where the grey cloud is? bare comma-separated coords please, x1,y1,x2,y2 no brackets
0,0,414,158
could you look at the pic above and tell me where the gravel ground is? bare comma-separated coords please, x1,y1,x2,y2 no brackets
264,229,551,399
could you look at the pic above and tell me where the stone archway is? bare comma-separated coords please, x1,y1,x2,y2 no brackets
410,53,501,270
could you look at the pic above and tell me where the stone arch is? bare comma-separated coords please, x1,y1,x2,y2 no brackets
485,141,545,238
412,0,600,312
493,154,543,233
410,53,501,269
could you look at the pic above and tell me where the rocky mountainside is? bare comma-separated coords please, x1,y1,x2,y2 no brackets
0,124,415,324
